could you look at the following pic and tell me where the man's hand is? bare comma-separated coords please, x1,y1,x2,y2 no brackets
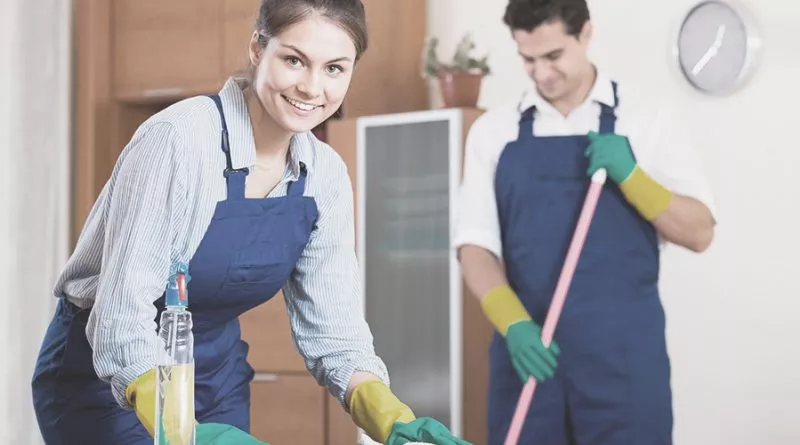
585,131,673,221
479,285,559,382
585,131,636,184
505,320,559,383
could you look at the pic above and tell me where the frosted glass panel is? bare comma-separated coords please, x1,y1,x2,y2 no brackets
363,119,453,427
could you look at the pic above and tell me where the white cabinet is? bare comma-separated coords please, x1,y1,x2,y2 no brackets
329,108,490,443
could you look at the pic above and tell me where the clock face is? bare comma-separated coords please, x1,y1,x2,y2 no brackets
677,1,758,94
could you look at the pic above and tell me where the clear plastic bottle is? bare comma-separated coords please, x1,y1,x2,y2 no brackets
155,262,196,445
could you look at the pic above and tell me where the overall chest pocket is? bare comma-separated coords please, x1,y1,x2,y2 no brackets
225,242,297,286
221,198,317,290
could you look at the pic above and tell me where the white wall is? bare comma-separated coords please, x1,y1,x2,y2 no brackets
429,0,800,443
0,0,71,443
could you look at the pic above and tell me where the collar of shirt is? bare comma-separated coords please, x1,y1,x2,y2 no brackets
517,68,617,115
217,77,313,180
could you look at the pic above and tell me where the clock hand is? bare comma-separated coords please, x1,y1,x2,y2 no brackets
691,24,727,75
691,46,718,75
713,24,727,46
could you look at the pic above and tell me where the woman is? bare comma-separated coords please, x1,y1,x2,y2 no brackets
31,1,470,444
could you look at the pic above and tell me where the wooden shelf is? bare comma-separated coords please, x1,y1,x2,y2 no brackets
113,82,225,104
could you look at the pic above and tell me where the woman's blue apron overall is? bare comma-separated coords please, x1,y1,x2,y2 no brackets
487,83,673,445
32,95,318,445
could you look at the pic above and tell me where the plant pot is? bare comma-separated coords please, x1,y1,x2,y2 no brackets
436,71,484,108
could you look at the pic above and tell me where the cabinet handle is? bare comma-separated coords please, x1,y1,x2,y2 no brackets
253,373,279,382
142,87,184,98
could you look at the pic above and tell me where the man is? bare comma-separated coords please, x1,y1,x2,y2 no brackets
453,0,717,444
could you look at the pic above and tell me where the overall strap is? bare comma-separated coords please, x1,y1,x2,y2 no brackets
598,81,619,134
208,95,248,200
516,105,537,142
286,162,308,197
517,81,620,139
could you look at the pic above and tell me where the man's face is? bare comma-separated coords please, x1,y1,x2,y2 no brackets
512,19,592,103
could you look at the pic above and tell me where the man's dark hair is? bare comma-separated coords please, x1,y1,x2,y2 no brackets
503,0,590,37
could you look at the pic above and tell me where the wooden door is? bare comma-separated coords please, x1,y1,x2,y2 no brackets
239,293,307,373
250,375,326,444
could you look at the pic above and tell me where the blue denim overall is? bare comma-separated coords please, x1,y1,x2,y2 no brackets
32,95,318,444
487,83,672,445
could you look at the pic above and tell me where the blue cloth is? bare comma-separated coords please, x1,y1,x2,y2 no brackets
487,83,672,445
32,95,318,445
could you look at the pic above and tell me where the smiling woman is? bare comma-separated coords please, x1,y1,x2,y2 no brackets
31,0,469,444
243,0,366,136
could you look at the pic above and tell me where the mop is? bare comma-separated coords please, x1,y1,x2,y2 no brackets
503,168,608,445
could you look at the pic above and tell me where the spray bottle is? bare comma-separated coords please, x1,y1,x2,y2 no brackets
155,262,196,445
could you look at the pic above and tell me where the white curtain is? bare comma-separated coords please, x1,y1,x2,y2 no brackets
0,0,72,443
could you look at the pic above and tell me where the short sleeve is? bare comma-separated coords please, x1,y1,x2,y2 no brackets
453,116,504,258
641,106,718,222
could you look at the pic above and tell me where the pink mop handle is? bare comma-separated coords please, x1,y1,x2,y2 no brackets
503,169,607,445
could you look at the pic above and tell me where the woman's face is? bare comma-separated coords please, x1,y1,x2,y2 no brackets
249,15,357,133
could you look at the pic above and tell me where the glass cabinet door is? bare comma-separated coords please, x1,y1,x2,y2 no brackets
361,117,455,428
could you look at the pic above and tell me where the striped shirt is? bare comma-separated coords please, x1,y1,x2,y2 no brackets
55,77,389,409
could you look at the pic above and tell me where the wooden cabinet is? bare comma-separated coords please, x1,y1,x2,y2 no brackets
223,0,261,77
112,0,224,101
107,0,428,111
239,292,307,373
342,0,428,117
250,374,326,444
110,0,260,101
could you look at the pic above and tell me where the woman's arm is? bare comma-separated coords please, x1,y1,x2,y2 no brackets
282,155,389,402
85,121,189,409
284,149,468,444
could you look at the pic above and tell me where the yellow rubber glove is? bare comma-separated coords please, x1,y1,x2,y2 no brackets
585,131,672,221
349,379,416,443
618,166,673,221
480,285,560,382
479,284,532,336
126,365,196,444
127,369,158,436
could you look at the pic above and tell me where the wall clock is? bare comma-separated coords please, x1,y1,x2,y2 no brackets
674,0,762,95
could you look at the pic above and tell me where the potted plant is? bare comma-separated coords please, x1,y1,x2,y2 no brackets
423,33,491,108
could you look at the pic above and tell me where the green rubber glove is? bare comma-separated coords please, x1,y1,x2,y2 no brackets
386,417,472,445
584,131,636,184
585,130,673,220
195,423,270,445
505,320,560,383
478,285,560,383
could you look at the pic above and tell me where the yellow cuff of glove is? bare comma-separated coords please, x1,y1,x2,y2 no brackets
125,365,196,442
480,284,531,336
619,165,673,221
126,369,158,437
349,379,416,443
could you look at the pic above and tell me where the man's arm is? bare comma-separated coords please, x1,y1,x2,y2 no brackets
635,104,717,252
458,245,507,300
453,114,536,336
452,113,509,305
586,100,717,253
612,161,716,253
651,194,715,252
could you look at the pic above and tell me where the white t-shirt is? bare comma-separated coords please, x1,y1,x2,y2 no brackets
453,70,717,259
